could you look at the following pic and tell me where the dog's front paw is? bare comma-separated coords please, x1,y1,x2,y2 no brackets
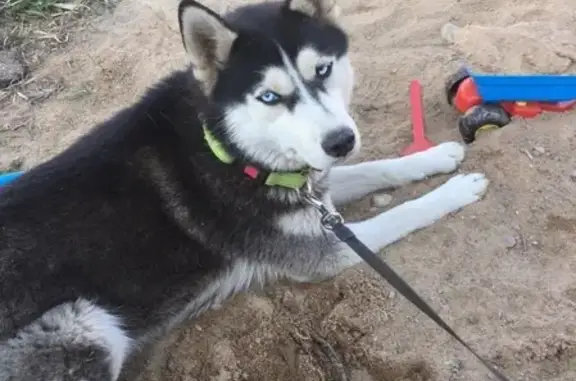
415,141,466,176
429,173,489,212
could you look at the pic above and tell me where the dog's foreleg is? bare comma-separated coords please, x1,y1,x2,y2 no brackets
313,173,489,278
329,142,466,206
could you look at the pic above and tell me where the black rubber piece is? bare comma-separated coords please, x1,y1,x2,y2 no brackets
458,104,511,144
445,66,471,106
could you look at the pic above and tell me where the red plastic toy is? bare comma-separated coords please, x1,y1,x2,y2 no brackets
400,80,436,156
453,75,576,118
446,66,576,143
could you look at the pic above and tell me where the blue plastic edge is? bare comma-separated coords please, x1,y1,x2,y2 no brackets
469,72,576,102
0,171,24,187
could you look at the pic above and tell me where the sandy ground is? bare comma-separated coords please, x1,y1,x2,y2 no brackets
2,0,576,380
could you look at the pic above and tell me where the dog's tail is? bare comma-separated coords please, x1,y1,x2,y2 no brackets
0,299,132,381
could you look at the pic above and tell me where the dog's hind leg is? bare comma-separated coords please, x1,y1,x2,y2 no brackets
0,299,131,381
329,142,466,206
305,172,488,280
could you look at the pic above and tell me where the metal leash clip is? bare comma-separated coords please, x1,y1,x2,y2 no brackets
302,182,344,230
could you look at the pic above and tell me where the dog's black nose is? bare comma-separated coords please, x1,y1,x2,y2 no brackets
322,128,356,158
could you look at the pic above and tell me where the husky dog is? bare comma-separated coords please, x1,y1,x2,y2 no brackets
0,0,488,379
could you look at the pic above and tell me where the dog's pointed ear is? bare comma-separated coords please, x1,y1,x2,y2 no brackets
178,0,237,93
284,0,341,23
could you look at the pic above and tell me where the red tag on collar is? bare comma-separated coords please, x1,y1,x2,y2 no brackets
243,165,260,179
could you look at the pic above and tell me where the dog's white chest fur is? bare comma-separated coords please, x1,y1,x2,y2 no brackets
276,195,335,237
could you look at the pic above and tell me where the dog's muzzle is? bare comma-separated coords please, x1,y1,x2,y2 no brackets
321,127,356,158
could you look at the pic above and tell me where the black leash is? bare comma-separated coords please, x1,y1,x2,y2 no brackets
304,191,513,381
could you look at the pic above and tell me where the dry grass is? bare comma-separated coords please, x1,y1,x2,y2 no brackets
1,0,115,51
0,0,113,20
2,0,82,19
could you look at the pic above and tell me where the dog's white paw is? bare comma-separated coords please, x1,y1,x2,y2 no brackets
415,141,466,176
427,172,489,213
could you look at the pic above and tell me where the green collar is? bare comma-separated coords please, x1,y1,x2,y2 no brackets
203,126,309,190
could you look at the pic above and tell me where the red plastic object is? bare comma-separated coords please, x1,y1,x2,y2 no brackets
454,77,482,113
500,100,576,118
400,80,436,156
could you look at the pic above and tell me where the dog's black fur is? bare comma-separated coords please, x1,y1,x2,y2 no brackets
0,0,345,346
1,70,208,337
0,1,359,379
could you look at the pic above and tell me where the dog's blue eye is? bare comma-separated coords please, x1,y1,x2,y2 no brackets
257,91,282,105
316,62,333,78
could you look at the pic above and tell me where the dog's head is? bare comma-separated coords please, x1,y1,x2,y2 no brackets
178,0,359,172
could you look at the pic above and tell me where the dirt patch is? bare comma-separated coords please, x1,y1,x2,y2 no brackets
2,0,576,380
0,0,116,171
547,215,576,234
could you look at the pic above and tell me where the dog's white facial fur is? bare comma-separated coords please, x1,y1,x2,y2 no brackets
179,0,357,171
224,46,359,171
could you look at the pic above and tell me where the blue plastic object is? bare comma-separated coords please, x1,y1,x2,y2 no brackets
470,73,576,103
0,171,23,187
